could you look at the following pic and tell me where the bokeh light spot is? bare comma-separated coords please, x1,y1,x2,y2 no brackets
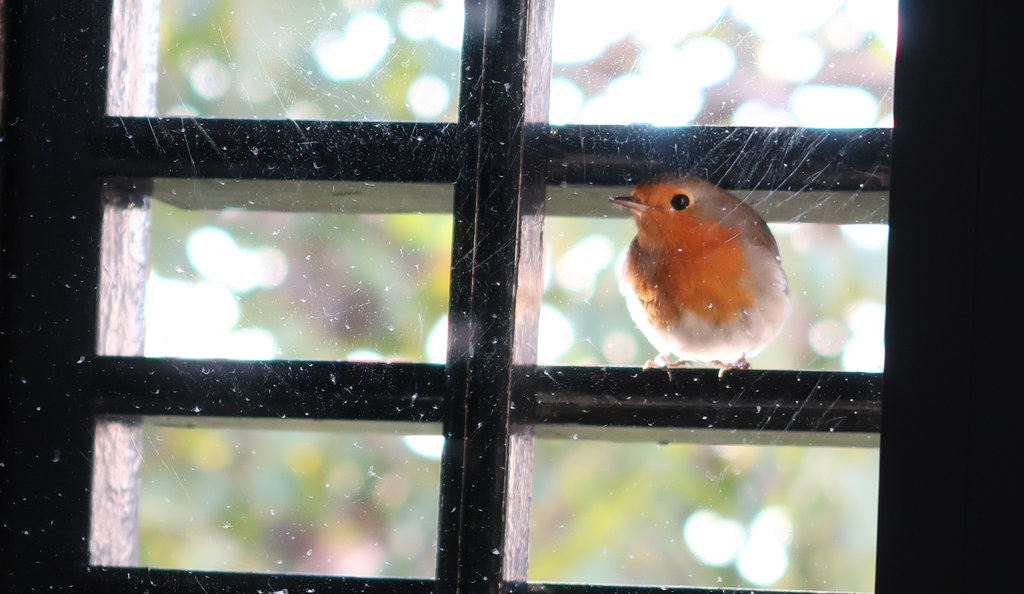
549,77,584,125
823,10,868,51
842,300,886,371
398,2,435,41
538,304,574,363
346,349,385,361
791,85,879,127
425,314,448,364
683,509,746,567
188,432,234,471
809,319,848,358
189,58,232,100
731,0,845,40
581,74,703,126
736,506,792,586
186,227,288,293
406,74,451,119
639,38,735,89
144,276,279,360
631,0,727,47
841,224,889,250
403,435,445,460
286,442,324,476
602,331,638,365
286,100,324,120
314,12,393,81
757,37,825,82
165,103,200,117
730,100,797,126
556,234,615,298
552,0,628,64
846,0,899,54
432,0,465,50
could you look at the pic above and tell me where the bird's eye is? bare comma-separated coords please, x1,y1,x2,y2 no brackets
670,193,691,210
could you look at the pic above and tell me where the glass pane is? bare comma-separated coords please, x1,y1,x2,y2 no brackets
144,180,452,361
530,438,878,590
541,190,887,371
549,0,896,126
139,423,444,577
113,0,464,120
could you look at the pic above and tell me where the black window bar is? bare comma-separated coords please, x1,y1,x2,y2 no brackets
2,0,1016,593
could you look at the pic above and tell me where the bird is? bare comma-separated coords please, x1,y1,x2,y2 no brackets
611,174,790,375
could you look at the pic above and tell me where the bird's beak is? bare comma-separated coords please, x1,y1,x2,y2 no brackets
610,197,650,212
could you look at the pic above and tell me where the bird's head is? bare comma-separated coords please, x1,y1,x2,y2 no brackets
611,175,747,250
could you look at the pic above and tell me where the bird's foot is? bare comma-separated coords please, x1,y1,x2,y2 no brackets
643,354,695,368
643,355,695,380
709,357,750,378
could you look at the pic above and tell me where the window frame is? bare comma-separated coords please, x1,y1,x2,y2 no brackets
1,0,1014,592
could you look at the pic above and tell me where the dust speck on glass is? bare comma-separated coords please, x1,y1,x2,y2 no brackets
109,0,895,591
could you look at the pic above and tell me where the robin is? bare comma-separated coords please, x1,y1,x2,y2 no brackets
611,175,789,375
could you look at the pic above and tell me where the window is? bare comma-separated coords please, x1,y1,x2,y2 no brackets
2,1,1016,593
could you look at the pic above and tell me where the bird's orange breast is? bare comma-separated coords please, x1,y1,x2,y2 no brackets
631,215,754,326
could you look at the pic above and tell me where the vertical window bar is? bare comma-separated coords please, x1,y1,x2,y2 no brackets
89,0,159,568
506,0,553,582
95,185,150,357
877,0,982,590
104,0,159,118
439,0,553,592
90,182,151,566
2,0,112,588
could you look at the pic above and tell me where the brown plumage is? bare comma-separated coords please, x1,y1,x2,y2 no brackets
612,175,790,373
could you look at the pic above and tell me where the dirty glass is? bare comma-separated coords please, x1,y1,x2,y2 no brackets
540,0,895,370
144,180,452,361
530,437,878,590
139,423,443,577
548,0,896,126
135,0,464,120
531,1,891,590
103,0,892,588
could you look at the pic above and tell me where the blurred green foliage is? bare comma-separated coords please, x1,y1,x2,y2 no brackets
147,201,887,369
147,199,452,360
157,0,460,121
141,426,440,576
531,439,877,590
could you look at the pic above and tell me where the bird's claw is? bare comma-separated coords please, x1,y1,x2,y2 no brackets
644,356,749,378
642,355,696,381
643,355,694,369
709,358,750,378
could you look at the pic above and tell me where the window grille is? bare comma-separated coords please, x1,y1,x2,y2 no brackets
2,0,1014,593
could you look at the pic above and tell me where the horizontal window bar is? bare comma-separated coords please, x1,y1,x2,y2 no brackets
86,567,434,593
95,118,464,182
531,367,881,434
85,567,863,593
544,125,891,190
141,177,886,223
86,357,446,422
529,582,863,594
97,119,889,192
86,358,878,435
